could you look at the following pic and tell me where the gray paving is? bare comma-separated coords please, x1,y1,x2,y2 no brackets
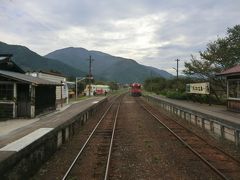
150,95,240,125
0,128,53,152
0,119,40,137
0,97,105,148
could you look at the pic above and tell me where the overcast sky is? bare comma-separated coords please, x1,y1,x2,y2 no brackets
0,0,240,74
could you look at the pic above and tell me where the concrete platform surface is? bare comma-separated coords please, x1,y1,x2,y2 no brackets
0,128,53,152
0,97,106,148
0,119,40,137
150,95,240,126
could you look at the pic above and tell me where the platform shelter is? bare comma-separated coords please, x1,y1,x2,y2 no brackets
218,64,240,112
0,70,60,118
0,55,61,119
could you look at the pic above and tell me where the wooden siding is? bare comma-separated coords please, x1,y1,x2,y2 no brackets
227,99,240,112
0,103,14,118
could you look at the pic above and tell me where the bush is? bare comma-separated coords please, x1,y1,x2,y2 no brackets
186,94,226,105
159,90,168,96
166,91,187,100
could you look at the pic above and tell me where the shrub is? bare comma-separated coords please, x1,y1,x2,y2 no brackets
166,91,187,100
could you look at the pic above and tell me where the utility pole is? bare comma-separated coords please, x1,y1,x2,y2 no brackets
150,70,153,92
87,55,94,96
172,59,180,92
175,59,180,79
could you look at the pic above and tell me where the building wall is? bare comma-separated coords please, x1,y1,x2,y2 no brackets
227,99,240,112
0,103,14,118
227,76,240,112
0,80,17,119
38,73,65,83
35,85,56,115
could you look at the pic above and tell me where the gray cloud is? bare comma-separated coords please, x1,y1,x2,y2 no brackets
0,0,240,74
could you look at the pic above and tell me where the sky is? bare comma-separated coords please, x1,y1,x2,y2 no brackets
0,0,240,75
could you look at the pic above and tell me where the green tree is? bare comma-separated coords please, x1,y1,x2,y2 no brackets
184,25,240,77
183,25,240,100
144,77,166,94
108,81,119,90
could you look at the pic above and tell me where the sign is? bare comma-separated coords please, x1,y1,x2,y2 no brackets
186,82,210,95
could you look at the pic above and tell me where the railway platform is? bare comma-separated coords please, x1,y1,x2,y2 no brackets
0,96,107,178
149,94,240,125
0,97,106,147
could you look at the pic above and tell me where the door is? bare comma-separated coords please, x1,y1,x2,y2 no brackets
17,84,30,117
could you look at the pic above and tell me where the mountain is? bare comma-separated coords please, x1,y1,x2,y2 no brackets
146,66,173,79
0,42,173,83
45,47,173,83
0,42,85,77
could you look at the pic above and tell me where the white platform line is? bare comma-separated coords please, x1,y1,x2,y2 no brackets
0,128,53,152
92,101,99,104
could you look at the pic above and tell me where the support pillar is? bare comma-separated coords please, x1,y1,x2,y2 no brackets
13,83,17,118
235,130,240,146
30,85,35,118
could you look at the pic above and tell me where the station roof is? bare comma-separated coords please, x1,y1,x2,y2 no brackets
0,70,61,86
0,55,25,73
38,70,66,77
217,64,240,76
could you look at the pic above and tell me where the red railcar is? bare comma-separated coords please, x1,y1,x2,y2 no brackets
130,83,142,96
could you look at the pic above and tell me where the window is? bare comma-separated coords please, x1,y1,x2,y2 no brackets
0,84,14,100
228,80,240,98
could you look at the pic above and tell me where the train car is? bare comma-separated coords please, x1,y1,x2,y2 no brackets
130,83,142,96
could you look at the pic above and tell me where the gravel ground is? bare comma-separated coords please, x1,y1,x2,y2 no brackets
108,95,221,180
31,100,113,180
145,97,240,163
31,95,230,179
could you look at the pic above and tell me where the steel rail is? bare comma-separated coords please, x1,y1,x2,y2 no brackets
62,96,120,180
140,103,229,180
143,100,240,166
166,109,240,165
104,96,122,180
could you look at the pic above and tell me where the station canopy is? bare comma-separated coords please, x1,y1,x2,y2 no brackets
0,70,61,86
217,64,240,76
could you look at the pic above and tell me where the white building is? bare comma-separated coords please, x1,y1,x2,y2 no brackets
84,84,110,96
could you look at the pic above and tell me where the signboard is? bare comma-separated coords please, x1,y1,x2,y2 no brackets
186,82,210,95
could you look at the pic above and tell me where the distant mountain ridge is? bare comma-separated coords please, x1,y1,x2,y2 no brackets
0,42,173,83
0,42,85,77
45,47,173,83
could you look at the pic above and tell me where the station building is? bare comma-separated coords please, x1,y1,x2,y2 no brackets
218,64,240,112
27,71,69,108
0,54,63,119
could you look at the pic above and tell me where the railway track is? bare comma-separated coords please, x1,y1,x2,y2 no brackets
62,95,123,180
140,98,240,180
